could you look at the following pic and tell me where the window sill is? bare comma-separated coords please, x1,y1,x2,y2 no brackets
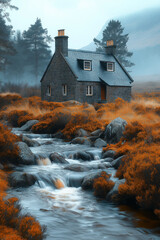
86,94,93,96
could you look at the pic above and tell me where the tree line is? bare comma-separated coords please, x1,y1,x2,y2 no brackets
0,0,53,86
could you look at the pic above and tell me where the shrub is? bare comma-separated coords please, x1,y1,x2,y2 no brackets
93,171,115,198
7,110,29,127
0,123,20,165
19,216,45,240
0,93,23,110
63,111,103,139
32,108,72,134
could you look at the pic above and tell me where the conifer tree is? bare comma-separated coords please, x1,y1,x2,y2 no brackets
23,18,53,82
94,20,134,68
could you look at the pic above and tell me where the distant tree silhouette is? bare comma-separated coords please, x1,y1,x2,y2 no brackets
94,20,134,68
0,0,17,71
23,18,53,82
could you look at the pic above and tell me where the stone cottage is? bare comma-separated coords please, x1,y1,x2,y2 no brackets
41,30,133,103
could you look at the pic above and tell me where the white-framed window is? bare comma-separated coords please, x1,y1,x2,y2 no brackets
46,85,51,96
86,85,93,96
107,62,114,71
62,84,67,96
84,60,92,71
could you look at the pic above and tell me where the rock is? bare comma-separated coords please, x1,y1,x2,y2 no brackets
21,135,40,147
9,172,37,188
41,141,53,145
104,117,127,143
52,131,64,139
101,157,114,163
88,136,99,142
111,156,125,169
73,151,92,161
106,179,125,201
76,128,89,137
68,175,84,187
102,150,116,159
19,120,39,131
91,129,103,137
91,162,112,169
71,137,91,146
94,138,107,148
49,152,68,164
64,164,90,172
17,142,36,165
81,171,102,190
0,163,4,170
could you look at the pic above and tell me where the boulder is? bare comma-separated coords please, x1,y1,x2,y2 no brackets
0,163,4,170
17,142,36,165
68,175,84,187
111,156,125,169
41,141,53,145
106,179,125,201
102,150,116,159
21,135,40,147
104,117,127,143
81,171,102,190
91,129,103,137
94,138,107,148
52,131,64,139
76,128,89,137
101,157,114,163
91,162,112,169
49,152,68,164
73,151,92,161
71,137,91,146
64,164,90,172
9,172,37,188
19,120,39,131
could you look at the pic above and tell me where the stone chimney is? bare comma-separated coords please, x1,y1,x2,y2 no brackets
105,40,116,55
55,29,69,57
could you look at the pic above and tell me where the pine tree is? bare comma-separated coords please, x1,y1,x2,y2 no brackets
23,18,53,82
6,31,29,84
0,0,17,71
94,20,134,68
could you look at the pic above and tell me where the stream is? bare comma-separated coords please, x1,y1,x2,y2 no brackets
10,129,160,240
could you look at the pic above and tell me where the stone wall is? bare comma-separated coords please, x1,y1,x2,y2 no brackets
106,85,132,102
41,52,77,102
75,81,101,104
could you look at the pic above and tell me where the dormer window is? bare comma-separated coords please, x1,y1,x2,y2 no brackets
84,60,92,71
107,62,114,71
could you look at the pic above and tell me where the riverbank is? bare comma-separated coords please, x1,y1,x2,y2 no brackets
0,92,160,239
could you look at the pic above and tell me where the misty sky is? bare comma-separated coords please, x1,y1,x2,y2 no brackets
10,0,160,50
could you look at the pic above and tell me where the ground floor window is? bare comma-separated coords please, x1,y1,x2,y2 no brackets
46,85,51,96
62,84,67,96
86,85,93,96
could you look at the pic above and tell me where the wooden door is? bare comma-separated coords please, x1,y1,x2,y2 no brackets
101,84,106,100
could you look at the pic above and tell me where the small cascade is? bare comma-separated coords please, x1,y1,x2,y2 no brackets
35,153,51,165
54,179,65,189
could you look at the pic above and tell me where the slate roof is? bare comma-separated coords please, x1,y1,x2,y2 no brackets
65,49,133,87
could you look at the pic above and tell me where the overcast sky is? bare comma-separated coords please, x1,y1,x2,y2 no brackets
10,0,160,49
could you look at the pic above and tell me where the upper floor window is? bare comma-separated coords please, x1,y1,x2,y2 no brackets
46,85,51,96
107,62,115,71
84,60,92,71
86,85,93,96
62,84,67,96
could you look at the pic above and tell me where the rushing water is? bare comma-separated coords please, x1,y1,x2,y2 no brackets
10,130,160,240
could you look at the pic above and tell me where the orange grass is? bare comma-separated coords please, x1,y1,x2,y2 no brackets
0,170,45,239
93,171,115,198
